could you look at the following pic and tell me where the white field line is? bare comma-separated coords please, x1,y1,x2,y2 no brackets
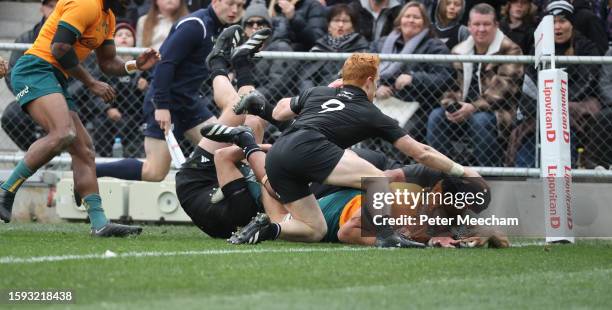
0,241,563,265
0,247,375,265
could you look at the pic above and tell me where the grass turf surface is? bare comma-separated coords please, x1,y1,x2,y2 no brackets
1,223,611,309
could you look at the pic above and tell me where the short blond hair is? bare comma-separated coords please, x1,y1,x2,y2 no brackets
341,53,380,86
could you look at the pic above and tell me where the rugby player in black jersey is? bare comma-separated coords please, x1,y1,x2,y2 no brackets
202,53,478,247
212,138,506,248
174,26,272,238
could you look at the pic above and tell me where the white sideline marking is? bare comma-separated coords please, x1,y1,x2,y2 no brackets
0,241,556,264
0,247,374,265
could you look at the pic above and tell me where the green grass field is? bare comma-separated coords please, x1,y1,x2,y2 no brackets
1,223,611,309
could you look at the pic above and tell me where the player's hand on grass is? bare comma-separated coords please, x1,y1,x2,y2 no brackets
446,102,475,124
155,109,171,134
88,80,116,102
458,236,488,248
429,236,459,248
136,48,160,71
376,86,393,99
106,108,122,121
486,233,510,248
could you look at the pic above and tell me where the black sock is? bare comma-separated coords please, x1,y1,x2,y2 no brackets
209,57,229,80
235,132,262,159
254,101,291,131
233,56,255,88
222,179,260,227
261,223,281,240
96,158,143,180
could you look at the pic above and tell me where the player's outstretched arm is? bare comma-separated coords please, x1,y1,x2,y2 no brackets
393,135,465,177
460,227,510,248
337,210,376,246
95,42,159,76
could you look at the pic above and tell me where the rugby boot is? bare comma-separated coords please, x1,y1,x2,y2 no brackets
0,183,15,223
228,212,272,244
205,25,245,70
91,222,143,237
375,231,426,248
200,124,255,145
230,27,272,63
233,90,267,115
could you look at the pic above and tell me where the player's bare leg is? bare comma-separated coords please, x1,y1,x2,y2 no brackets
141,138,172,182
1,94,76,222
67,112,142,236
198,75,253,154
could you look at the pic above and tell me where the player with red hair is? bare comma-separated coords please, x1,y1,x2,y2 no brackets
203,53,473,247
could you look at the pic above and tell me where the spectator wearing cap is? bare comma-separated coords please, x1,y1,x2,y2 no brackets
136,0,189,51
508,0,601,167
427,3,523,167
499,0,537,55
268,0,327,51
243,0,296,104
349,0,404,43
298,4,370,91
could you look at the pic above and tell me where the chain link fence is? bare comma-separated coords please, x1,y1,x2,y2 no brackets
2,44,612,171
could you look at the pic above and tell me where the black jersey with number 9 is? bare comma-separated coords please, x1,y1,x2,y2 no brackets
286,85,406,148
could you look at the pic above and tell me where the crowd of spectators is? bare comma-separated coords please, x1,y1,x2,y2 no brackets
3,0,612,169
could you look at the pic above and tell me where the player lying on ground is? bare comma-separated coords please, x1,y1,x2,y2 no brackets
211,144,402,243
213,138,508,248
203,54,477,247
174,26,272,238
0,0,159,236
312,168,509,248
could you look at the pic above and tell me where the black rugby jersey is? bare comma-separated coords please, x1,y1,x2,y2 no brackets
287,85,406,148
